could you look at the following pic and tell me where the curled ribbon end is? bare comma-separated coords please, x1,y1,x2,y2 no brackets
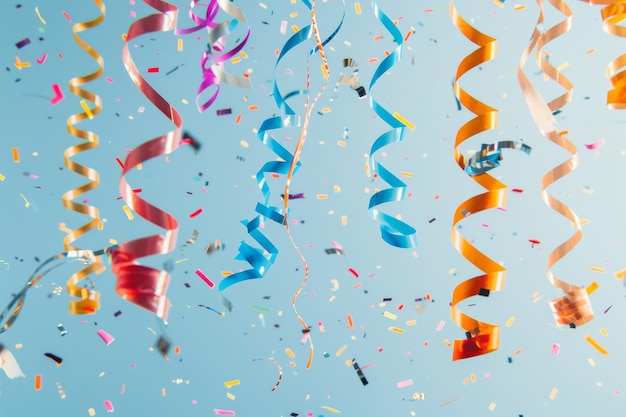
452,326,500,361
549,288,594,327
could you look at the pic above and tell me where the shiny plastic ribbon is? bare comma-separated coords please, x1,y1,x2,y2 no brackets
0,247,116,334
465,141,531,176
219,0,343,293
518,0,593,327
584,1,626,108
175,0,251,112
450,2,506,361
281,0,344,371
252,357,283,391
367,0,418,249
112,0,182,321
62,0,106,315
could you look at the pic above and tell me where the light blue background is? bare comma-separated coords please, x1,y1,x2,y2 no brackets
1,1,626,416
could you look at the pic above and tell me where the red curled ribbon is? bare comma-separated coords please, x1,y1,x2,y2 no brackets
112,0,182,320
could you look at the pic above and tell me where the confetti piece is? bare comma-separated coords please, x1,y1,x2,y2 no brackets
505,316,515,327
34,374,42,390
336,344,348,356
14,56,30,69
400,171,413,178
321,406,341,413
600,328,608,336
122,205,134,221
62,11,71,21
103,400,114,413
489,402,496,411
15,38,30,49
614,268,626,279
585,335,608,355
235,114,242,124
195,269,214,288
389,326,404,333
584,138,605,150
436,320,446,331
50,84,65,105
189,208,203,218
11,147,20,163
0,173,4,182
346,314,354,328
354,2,361,14
36,53,48,64
88,408,96,416
19,193,30,208
549,388,558,399
80,99,94,119
35,6,46,24
392,112,415,130
383,311,397,320
348,267,359,278
96,329,115,345
214,409,235,416
177,39,183,51
513,4,527,10
115,157,125,169
147,67,160,73
396,379,413,388
551,343,560,356
223,379,240,388
586,281,599,295
217,108,232,116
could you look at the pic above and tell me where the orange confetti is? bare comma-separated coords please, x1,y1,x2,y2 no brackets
11,147,20,163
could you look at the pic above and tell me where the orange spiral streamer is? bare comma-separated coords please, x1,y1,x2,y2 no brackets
449,2,506,361
586,0,626,108
518,0,593,327
62,0,106,315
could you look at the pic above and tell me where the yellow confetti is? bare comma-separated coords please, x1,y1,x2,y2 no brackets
231,57,241,64
161,387,167,396
80,99,94,119
549,388,558,399
227,392,235,400
35,6,46,24
317,194,328,199
289,12,298,17
223,379,240,388
337,141,346,147
505,316,515,327
341,215,347,225
585,335,608,355
383,311,397,320
121,33,127,41
400,171,413,178
292,25,299,32
14,56,30,69
335,344,348,356
406,319,417,326
354,2,361,14
122,205,134,221
489,402,496,411
322,106,331,113
600,328,608,337
470,373,476,383
177,39,183,51
95,265,107,275
613,268,626,279
0,172,5,181
321,64,329,79
513,4,527,10
88,408,96,417
586,281,599,295
588,358,596,366
285,348,295,358
389,326,404,334
444,339,451,347
321,406,341,413
392,112,415,130
240,51,248,59
557,61,569,71
240,140,249,148
222,271,232,276
333,185,341,193
590,267,606,273
330,279,339,291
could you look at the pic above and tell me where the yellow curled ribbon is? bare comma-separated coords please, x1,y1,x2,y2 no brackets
585,0,626,109
449,2,506,361
62,0,106,315
518,0,593,327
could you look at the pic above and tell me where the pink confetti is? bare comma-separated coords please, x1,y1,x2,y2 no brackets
214,409,235,416
396,379,413,388
551,343,560,356
105,77,113,83
62,11,71,22
280,20,287,34
332,240,343,250
103,400,114,413
435,320,445,331
195,269,215,288
584,138,605,150
36,53,48,64
50,84,64,105
97,329,115,345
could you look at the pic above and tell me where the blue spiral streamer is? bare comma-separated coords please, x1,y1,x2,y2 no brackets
218,1,344,295
366,1,418,249
465,141,531,176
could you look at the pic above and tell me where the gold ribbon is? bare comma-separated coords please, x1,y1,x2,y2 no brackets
587,1,626,109
518,0,593,327
62,0,106,315
449,2,506,360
